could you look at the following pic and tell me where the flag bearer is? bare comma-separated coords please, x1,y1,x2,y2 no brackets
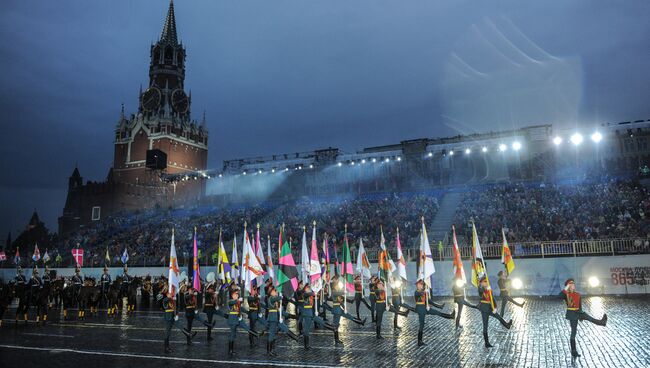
560,279,607,358
498,271,525,316
415,279,455,346
478,276,512,348
452,278,478,328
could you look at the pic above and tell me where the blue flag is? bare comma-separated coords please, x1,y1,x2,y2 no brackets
121,248,129,265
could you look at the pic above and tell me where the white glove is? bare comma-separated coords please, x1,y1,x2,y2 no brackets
239,297,243,302
238,316,243,321
564,284,570,291
258,313,263,318
195,310,198,315
174,315,178,321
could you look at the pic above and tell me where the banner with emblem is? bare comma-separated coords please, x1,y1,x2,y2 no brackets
168,229,180,299
72,248,84,267
32,244,41,262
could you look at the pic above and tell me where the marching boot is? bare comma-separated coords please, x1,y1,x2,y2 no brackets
516,300,525,307
353,317,367,326
304,336,311,350
266,340,271,355
207,327,213,341
324,322,337,331
249,334,255,348
405,304,416,312
164,338,172,353
431,301,445,309
599,314,608,326
417,331,424,346
371,311,375,323
248,329,261,338
501,318,512,329
570,339,580,357
36,316,40,324
376,325,383,339
334,331,343,346
393,318,399,330
484,333,493,348
444,310,456,320
228,341,234,357
286,330,301,342
398,309,409,317
270,341,277,357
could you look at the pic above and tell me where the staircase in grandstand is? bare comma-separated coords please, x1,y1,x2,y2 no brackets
428,191,464,245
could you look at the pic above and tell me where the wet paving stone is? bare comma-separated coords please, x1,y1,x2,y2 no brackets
1,296,649,367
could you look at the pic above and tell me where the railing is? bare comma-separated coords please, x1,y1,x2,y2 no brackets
358,238,648,262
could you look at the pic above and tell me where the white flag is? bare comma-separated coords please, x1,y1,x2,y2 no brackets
395,229,407,280
356,239,371,278
243,230,264,291
419,221,436,288
231,234,240,283
168,229,180,299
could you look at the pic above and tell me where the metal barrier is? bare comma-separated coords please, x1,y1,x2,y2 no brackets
358,238,648,262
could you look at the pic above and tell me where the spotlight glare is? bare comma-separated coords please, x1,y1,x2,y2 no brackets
258,170,262,174
428,152,433,157
350,161,355,166
588,276,600,288
553,136,563,146
385,158,390,162
361,159,366,164
499,144,507,152
372,158,377,163
218,174,222,178
449,150,454,156
570,133,583,145
285,168,289,172
512,278,523,290
481,146,488,153
591,131,602,143
309,164,314,169
337,162,342,167
271,169,275,173
243,171,247,175
465,148,471,155
455,279,465,288
396,156,402,162
512,141,522,151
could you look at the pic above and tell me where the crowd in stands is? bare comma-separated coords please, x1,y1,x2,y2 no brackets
6,179,650,268
454,180,650,246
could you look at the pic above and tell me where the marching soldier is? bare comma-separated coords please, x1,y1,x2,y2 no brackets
203,280,223,341
41,265,52,316
71,267,84,317
29,266,43,322
293,281,305,333
265,286,284,356
100,266,111,309
14,266,27,322
183,285,198,345
368,276,378,322
301,283,335,349
375,279,387,339
318,282,331,322
415,279,455,346
498,271,525,316
478,276,512,348
352,274,372,320
247,285,267,347
158,285,193,354
121,265,133,313
560,279,607,357
326,275,365,346
389,278,411,330
227,288,260,357
452,278,478,328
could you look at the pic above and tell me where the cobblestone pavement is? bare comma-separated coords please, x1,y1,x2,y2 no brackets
0,296,648,367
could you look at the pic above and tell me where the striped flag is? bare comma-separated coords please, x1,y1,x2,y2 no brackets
266,235,275,282
378,227,396,281
43,249,50,263
341,232,355,293
243,228,264,292
501,228,515,274
192,227,201,290
321,235,330,283
32,244,41,262
418,219,436,288
231,234,239,283
309,224,322,292
452,225,466,283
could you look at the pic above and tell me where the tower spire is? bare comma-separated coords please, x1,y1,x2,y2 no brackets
160,0,178,45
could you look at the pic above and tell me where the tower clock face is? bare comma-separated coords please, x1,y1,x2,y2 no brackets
171,89,189,113
141,87,162,112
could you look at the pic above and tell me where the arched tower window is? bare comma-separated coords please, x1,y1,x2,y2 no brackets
164,46,173,64
153,46,161,65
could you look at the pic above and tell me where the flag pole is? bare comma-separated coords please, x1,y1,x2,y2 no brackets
398,226,403,301
344,223,348,313
421,216,430,311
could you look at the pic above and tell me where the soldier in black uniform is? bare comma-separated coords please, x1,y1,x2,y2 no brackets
414,279,455,346
29,266,43,322
352,274,372,320
560,278,607,357
497,271,525,316
14,266,27,322
121,266,133,313
71,267,84,318
41,265,52,319
452,278,478,328
100,266,111,309
477,276,512,348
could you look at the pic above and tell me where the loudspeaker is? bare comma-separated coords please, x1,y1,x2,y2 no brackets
146,149,167,170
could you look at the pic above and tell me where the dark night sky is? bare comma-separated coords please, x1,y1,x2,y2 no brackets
1,0,649,237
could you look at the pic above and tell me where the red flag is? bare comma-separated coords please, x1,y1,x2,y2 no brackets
72,248,84,267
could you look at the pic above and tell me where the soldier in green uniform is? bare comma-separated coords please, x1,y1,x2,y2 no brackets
301,284,335,349
375,279,387,339
477,276,512,348
203,281,224,341
158,285,193,354
293,281,305,333
227,288,260,357
352,274,372,320
326,275,365,346
368,276,378,322
560,279,607,357
183,285,198,345
414,279,455,346
71,267,84,319
497,271,525,316
14,266,27,322
452,278,477,328
247,285,267,347
389,278,411,330
28,266,43,322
